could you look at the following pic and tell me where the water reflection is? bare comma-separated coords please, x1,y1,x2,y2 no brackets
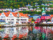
0,26,29,37
0,26,53,40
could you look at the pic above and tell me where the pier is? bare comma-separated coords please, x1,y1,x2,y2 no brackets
0,24,33,28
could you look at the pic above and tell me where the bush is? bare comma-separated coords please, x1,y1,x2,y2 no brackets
19,11,41,16
19,11,53,16
32,19,35,21
47,19,51,21
0,11,3,13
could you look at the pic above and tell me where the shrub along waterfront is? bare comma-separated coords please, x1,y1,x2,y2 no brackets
20,11,53,16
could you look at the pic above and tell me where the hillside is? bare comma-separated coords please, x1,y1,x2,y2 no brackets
0,0,49,9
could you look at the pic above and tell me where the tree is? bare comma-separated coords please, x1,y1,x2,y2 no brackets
32,19,35,21
10,6,13,9
47,19,51,21
40,5,45,8
17,5,20,8
49,5,53,7
28,6,30,10
32,2,35,11
0,0,50,9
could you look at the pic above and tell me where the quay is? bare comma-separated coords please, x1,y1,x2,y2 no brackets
0,24,33,28
35,23,53,26
1,23,53,28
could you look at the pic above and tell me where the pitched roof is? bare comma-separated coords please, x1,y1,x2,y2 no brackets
12,12,18,17
50,15,53,17
18,12,23,17
4,12,10,17
0,12,28,17
18,12,28,17
24,14,28,17
0,13,1,16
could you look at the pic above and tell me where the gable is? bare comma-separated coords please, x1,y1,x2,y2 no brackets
4,12,10,17
9,13,13,16
8,12,14,18
0,13,6,18
12,12,18,17
1,13,5,16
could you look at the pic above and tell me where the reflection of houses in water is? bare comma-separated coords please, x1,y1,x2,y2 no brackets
0,26,29,39
0,12,29,26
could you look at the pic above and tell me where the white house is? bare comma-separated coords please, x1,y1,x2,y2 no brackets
0,12,29,26
19,7,29,11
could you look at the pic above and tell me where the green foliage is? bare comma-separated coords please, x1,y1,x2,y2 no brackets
47,19,51,21
40,5,45,8
32,19,35,21
0,0,50,9
28,6,30,9
19,11,41,16
0,11,3,13
49,5,53,7
0,0,52,9
20,11,53,16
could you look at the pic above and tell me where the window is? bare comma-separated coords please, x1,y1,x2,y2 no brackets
16,22,18,23
7,19,8,20
21,19,26,21
16,19,19,21
10,13,12,15
7,19,10,20
1,15,5,18
1,16,5,18
24,19,26,21
17,14,19,16
2,13,4,15
11,19,14,20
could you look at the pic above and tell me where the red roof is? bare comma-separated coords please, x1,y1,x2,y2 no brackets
50,15,53,17
12,12,18,17
0,13,1,16
4,12,10,17
0,12,28,17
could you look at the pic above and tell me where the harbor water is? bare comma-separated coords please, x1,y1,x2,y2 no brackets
0,26,53,40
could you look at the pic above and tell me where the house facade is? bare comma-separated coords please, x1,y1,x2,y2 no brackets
0,12,29,25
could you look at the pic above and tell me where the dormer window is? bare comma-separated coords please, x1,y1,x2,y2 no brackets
17,14,19,16
2,13,4,15
1,16,5,18
9,13,13,17
17,13,19,18
10,13,12,15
